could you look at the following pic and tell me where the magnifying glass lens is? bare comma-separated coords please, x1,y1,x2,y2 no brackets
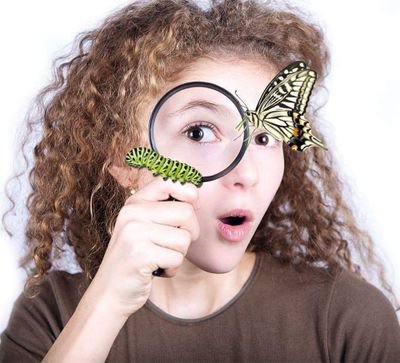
151,86,245,179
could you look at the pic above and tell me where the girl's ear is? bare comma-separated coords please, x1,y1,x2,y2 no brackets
108,164,136,188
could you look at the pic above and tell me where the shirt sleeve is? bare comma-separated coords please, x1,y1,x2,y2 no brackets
328,269,400,362
0,271,84,363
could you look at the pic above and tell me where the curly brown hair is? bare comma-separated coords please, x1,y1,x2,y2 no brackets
2,0,398,308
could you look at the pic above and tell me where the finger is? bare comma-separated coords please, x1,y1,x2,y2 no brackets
115,221,192,255
136,243,186,277
149,224,192,255
119,201,200,239
126,177,199,206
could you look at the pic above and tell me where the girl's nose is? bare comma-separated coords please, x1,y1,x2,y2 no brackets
221,149,258,190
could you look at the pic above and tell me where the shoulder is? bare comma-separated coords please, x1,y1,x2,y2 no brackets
258,253,399,327
328,268,400,361
10,270,87,328
0,270,87,362
256,253,341,299
257,253,398,317
255,253,400,361
38,269,87,299
330,268,396,317
23,270,87,315
328,268,399,331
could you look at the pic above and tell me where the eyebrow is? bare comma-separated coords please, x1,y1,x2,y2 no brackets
166,100,232,118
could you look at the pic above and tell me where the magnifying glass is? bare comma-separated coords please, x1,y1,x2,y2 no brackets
127,81,250,275
149,81,249,182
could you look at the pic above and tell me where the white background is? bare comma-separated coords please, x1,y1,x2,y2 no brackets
1,0,399,332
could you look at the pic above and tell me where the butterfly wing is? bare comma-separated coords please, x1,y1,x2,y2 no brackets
288,113,327,151
253,61,325,150
255,61,316,116
258,110,296,142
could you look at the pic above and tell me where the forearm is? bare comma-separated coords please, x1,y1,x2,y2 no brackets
42,287,128,363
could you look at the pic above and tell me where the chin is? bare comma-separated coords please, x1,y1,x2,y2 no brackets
198,263,236,274
186,247,246,274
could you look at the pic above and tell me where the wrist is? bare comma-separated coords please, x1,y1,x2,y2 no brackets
81,280,131,324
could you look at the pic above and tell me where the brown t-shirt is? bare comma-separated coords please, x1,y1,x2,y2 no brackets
1,253,399,362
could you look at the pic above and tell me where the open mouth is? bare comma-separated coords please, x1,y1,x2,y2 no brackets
220,216,247,226
217,209,253,226
216,209,253,242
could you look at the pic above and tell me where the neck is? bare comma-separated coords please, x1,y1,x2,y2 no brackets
149,252,256,319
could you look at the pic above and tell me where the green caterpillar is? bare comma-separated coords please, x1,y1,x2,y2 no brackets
125,147,203,187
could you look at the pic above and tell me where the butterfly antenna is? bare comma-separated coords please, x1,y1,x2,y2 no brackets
234,90,255,145
234,90,249,111
233,91,247,128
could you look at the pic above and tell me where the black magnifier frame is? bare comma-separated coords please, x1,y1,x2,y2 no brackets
148,81,250,183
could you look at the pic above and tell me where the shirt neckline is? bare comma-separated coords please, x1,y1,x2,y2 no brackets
144,252,264,325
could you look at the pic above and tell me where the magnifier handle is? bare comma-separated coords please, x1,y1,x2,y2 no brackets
152,195,176,277
152,268,164,277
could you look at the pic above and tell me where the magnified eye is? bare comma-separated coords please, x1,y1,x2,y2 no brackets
186,126,204,141
184,123,218,142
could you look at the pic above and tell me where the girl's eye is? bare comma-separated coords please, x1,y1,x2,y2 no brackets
254,132,278,147
184,124,217,142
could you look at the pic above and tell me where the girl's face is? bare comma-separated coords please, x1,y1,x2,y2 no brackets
140,56,285,273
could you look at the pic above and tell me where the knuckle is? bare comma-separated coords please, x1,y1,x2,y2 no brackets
123,220,142,236
176,229,191,253
177,205,199,239
192,221,200,240
115,221,147,248
116,204,138,225
170,251,185,269
187,184,199,201
181,229,192,244
179,184,198,205
129,240,153,265
179,203,195,221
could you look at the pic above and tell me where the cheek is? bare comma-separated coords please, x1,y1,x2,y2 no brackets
268,150,285,187
195,183,219,211
257,149,285,203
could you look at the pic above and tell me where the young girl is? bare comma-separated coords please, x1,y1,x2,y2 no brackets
1,0,399,362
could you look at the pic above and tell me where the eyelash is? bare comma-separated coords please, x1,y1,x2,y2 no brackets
181,121,219,139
